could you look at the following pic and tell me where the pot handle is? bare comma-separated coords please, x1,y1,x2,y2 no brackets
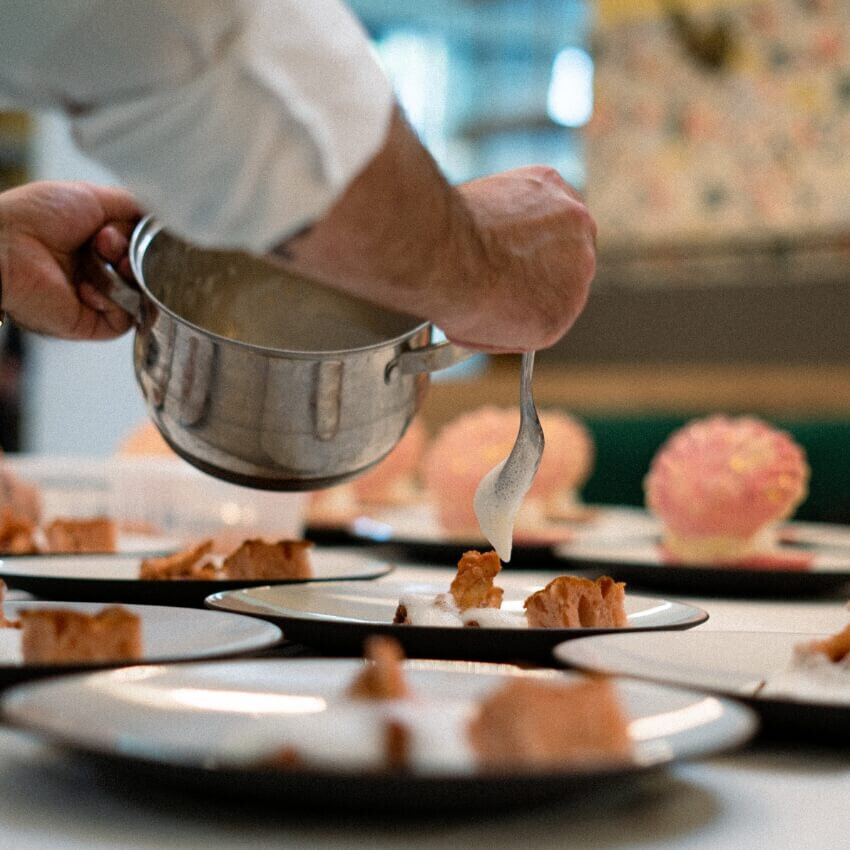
81,246,144,324
386,338,474,380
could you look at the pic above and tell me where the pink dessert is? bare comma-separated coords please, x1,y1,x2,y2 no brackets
421,406,593,538
307,419,427,526
351,418,427,506
534,410,596,521
644,415,810,567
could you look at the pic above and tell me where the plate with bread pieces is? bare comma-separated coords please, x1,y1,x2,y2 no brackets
0,588,282,686
0,545,395,607
0,645,756,811
206,557,707,664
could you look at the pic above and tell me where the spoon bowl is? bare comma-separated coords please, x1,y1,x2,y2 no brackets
473,352,544,561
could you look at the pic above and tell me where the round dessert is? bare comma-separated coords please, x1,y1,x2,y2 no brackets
644,415,810,565
351,417,427,505
307,418,427,526
421,406,594,537
534,410,595,521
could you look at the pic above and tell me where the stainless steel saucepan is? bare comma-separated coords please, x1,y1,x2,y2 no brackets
92,216,472,490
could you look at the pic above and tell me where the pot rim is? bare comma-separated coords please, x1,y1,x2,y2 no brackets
128,216,433,359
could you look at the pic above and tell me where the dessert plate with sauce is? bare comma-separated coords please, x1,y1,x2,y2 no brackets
0,601,282,686
326,503,660,567
554,538,850,596
0,547,395,608
556,630,850,742
206,568,707,663
0,658,756,811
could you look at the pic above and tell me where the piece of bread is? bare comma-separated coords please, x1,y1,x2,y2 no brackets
19,606,142,664
0,579,19,629
43,517,117,554
0,505,39,554
139,539,218,580
524,575,627,628
449,550,504,610
222,539,313,580
0,463,42,524
468,677,632,770
348,635,410,700
800,623,850,663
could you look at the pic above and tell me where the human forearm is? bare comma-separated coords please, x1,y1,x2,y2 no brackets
273,107,473,334
275,108,596,353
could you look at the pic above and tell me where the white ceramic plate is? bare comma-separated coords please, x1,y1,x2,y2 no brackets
206,569,707,662
0,601,281,684
0,659,756,810
555,630,850,741
555,538,850,596
0,548,395,607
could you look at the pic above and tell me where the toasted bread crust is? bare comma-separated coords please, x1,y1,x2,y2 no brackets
0,579,19,629
44,517,117,554
19,606,142,663
804,623,850,663
450,550,504,610
524,575,627,629
139,540,217,580
348,635,410,700
468,677,632,769
223,539,313,580
0,506,39,554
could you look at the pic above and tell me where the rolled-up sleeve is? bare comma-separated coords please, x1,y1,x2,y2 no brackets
0,0,394,251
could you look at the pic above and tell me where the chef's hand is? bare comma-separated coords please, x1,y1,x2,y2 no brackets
447,165,596,352
0,181,141,339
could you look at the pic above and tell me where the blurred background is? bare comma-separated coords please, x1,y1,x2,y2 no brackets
2,0,849,519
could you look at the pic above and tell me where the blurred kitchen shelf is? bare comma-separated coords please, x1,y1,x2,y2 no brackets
420,359,850,424
595,230,850,290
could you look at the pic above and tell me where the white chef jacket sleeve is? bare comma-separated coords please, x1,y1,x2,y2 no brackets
0,0,394,252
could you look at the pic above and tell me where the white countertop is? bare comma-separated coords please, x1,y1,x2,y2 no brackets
0,564,848,849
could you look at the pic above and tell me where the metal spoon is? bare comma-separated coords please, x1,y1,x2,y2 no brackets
473,351,544,562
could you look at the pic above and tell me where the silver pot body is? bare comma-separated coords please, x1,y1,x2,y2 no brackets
108,217,470,490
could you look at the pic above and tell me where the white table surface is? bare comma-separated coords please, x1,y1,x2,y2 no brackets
0,563,848,849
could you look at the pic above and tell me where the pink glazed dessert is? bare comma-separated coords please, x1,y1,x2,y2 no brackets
644,415,810,566
307,418,427,526
422,406,594,537
351,417,427,506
